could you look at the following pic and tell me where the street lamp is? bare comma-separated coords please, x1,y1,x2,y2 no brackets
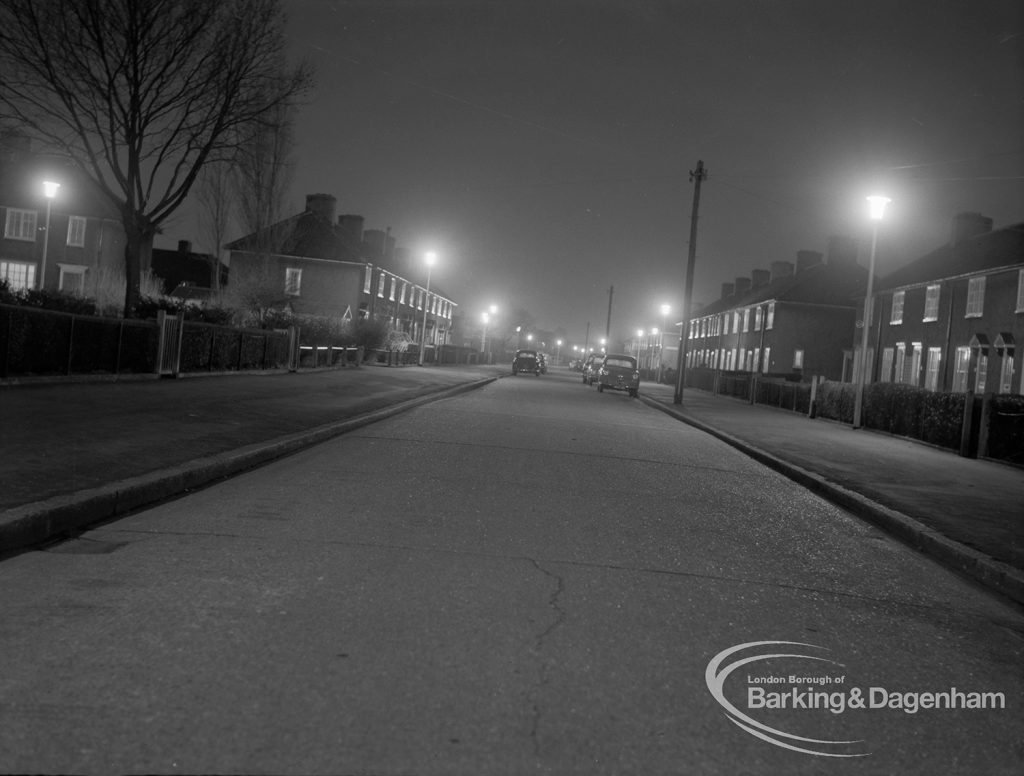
637,329,645,362
660,304,670,382
555,339,562,365
40,180,60,289
417,251,436,366
852,195,891,429
481,312,490,355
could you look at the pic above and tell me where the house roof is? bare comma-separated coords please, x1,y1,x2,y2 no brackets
693,261,867,319
876,221,1024,292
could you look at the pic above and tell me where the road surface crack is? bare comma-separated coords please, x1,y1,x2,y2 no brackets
526,557,566,756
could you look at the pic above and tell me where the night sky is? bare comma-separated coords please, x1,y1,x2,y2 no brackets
162,0,1023,346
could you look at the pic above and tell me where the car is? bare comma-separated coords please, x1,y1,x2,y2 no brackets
581,353,603,385
512,349,541,375
595,354,640,397
537,353,548,374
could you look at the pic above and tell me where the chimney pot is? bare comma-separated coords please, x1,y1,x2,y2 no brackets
734,276,752,295
770,261,794,281
305,193,337,223
751,269,771,287
721,282,734,300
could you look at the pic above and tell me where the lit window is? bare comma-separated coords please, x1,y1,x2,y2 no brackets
400,282,407,305
923,284,940,322
793,349,804,369
57,263,87,294
742,308,750,332
363,267,372,294
4,208,37,241
0,260,36,289
952,347,971,392
890,291,905,325
67,216,87,247
754,306,763,331
766,302,775,330
723,314,730,335
284,267,301,296
880,348,894,383
999,353,1014,394
925,348,942,392
965,276,985,318
763,346,771,370
733,311,741,332
976,353,988,392
377,273,386,298
389,276,396,301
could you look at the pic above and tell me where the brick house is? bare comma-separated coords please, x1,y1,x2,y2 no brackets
867,213,1024,394
226,193,457,345
685,236,867,381
0,133,124,293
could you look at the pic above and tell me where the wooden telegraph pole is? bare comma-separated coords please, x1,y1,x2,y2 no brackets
674,160,707,405
605,286,614,345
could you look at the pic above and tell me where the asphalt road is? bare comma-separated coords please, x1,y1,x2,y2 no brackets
1,369,1021,774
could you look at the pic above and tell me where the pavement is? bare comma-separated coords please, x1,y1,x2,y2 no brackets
1,364,1022,605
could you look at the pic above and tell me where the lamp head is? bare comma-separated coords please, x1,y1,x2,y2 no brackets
867,195,891,221
42,180,60,199
424,251,437,266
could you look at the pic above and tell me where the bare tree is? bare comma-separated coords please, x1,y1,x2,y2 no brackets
233,98,297,257
0,0,313,315
195,160,234,292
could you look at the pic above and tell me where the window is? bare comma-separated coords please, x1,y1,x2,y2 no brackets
925,348,942,392
377,273,386,298
363,267,372,294
1017,270,1024,313
284,267,301,296
754,306,763,331
880,348,894,383
0,260,36,290
894,343,906,384
400,282,407,305
923,284,941,322
66,216,87,247
890,290,905,324
908,343,923,387
952,347,971,392
763,346,771,371
733,311,741,332
388,276,396,301
752,348,761,373
965,276,985,318
766,302,775,330
742,308,750,332
723,314,730,336
793,349,804,370
4,208,37,241
57,263,87,294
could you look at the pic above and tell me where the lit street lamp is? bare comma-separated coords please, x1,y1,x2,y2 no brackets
555,339,562,365
852,195,891,429
40,180,60,289
417,251,436,366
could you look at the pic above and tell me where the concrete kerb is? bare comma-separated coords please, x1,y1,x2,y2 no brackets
637,393,1024,607
0,376,498,555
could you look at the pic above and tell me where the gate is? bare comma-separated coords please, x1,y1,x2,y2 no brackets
155,310,184,376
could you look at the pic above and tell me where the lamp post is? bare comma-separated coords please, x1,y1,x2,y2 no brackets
852,195,891,429
40,180,60,290
636,329,645,363
659,304,670,382
481,312,490,358
417,251,436,366
555,339,562,365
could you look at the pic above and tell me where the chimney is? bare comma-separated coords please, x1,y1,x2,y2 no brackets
337,214,364,245
305,193,337,223
796,250,823,273
751,269,771,288
734,276,752,295
721,282,734,300
177,240,191,255
770,261,794,281
951,212,993,246
826,235,858,266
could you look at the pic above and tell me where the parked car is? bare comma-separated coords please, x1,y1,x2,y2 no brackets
582,353,603,385
512,349,541,375
595,354,640,397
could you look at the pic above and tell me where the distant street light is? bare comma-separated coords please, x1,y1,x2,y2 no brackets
852,195,891,429
417,251,436,366
40,180,60,289
555,339,562,364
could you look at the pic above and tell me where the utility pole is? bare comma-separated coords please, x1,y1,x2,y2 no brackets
605,286,614,343
583,321,591,353
674,159,707,405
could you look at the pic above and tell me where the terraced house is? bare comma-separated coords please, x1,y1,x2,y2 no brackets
868,213,1024,395
227,193,457,347
685,236,867,382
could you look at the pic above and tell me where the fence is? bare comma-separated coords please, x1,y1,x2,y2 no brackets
0,304,297,380
683,366,1022,465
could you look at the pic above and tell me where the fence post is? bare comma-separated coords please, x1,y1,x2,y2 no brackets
977,393,993,459
808,376,819,419
959,390,976,458
287,326,299,372
66,315,75,375
155,310,167,374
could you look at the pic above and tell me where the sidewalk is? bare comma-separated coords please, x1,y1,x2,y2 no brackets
639,381,1024,604
2,365,1021,604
